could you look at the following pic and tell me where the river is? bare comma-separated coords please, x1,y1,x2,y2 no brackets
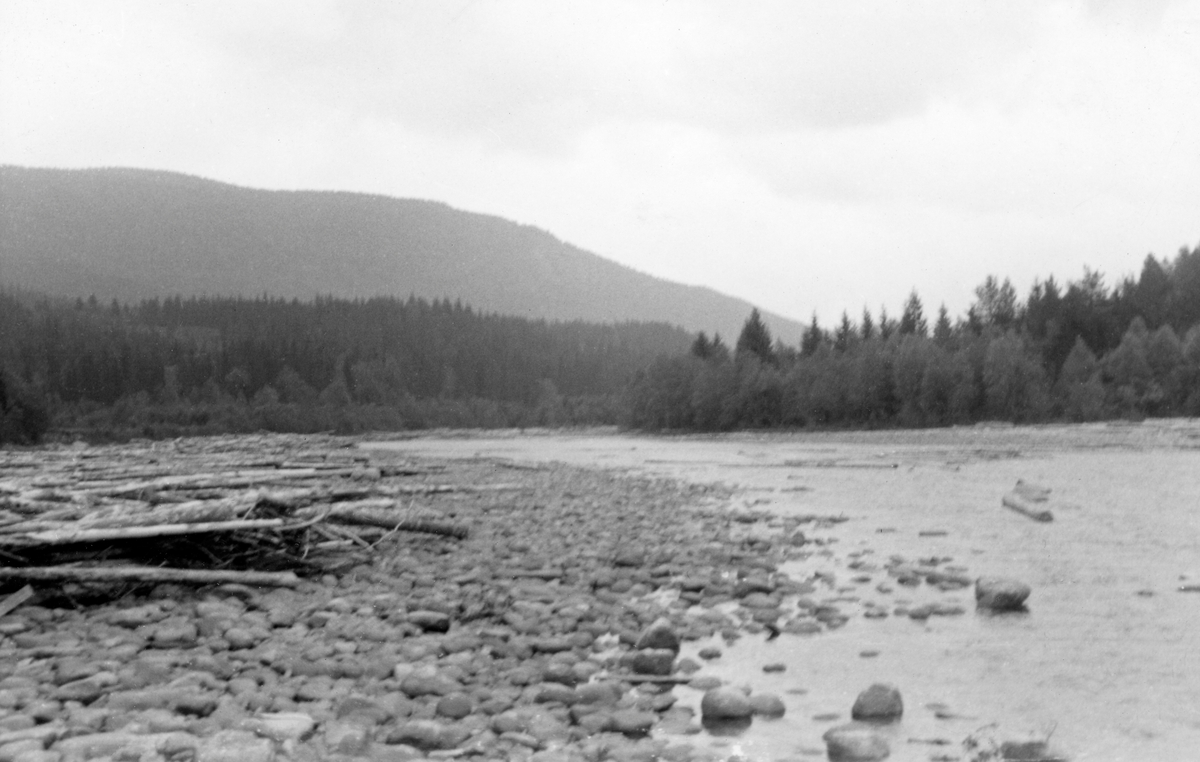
367,421,1200,762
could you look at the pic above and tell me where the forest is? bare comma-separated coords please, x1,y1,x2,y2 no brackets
2,242,1199,443
628,244,1200,430
0,292,690,442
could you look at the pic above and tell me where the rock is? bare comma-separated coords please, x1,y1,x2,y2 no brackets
613,548,646,567
699,688,752,720
975,577,1032,611
326,718,374,755
223,627,262,650
697,647,722,660
150,621,199,648
609,709,655,736
634,618,680,653
627,649,675,676
400,668,463,698
822,723,890,761
195,730,274,762
762,662,786,673
1000,738,1053,760
531,637,575,653
406,611,451,633
336,696,393,725
574,682,622,706
387,720,449,751
748,693,786,717
851,684,903,722
240,712,314,742
436,693,473,719
51,672,118,704
533,683,578,706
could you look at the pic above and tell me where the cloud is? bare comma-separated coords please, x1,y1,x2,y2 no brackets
2,0,1199,326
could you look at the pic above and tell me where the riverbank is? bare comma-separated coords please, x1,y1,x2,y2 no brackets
2,433,948,762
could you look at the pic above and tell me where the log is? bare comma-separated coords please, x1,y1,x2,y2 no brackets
0,518,288,548
0,585,35,617
0,565,301,587
1001,493,1053,522
296,502,469,539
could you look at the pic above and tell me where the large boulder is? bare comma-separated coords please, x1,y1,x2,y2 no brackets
850,683,903,722
975,577,1032,611
823,723,890,761
700,687,752,720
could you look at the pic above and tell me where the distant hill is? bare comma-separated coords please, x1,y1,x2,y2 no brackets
0,165,803,344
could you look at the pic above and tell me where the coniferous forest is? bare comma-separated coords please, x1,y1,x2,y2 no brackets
627,244,1200,431
0,292,690,441
2,243,1199,443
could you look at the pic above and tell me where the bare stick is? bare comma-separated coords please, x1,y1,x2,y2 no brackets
0,565,301,587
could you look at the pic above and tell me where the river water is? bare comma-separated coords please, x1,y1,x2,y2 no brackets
368,422,1200,762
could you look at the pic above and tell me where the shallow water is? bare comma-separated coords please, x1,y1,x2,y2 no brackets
368,423,1200,761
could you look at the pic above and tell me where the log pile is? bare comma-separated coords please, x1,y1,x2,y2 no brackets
0,435,473,592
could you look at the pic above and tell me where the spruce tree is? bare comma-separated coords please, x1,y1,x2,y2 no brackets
898,291,928,337
736,309,775,364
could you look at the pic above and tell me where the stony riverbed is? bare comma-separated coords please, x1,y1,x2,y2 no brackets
0,434,1023,762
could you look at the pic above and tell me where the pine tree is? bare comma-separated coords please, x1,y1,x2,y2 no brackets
898,291,928,337
860,307,875,341
736,309,775,364
801,313,824,357
933,305,953,345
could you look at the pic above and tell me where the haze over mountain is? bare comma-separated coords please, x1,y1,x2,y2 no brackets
0,166,803,344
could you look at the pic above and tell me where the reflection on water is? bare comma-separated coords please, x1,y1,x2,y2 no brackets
368,423,1200,762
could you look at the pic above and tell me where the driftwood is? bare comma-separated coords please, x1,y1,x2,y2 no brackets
0,565,301,587
1001,493,1053,522
296,501,469,539
0,518,289,548
0,436,476,587
0,585,34,617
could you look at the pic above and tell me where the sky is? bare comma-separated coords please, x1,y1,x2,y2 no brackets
2,0,1199,326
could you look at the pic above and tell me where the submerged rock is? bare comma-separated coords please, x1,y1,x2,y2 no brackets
823,723,890,760
975,577,1032,611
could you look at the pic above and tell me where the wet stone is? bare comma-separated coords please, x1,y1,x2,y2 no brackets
851,683,903,722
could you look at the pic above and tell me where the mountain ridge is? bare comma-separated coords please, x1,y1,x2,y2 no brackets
0,165,804,343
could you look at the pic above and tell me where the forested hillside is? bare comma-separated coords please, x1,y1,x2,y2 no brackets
0,165,804,343
0,292,690,440
628,244,1200,430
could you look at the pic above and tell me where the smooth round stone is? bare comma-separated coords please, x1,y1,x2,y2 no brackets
700,688,752,720
697,647,722,660
762,663,786,673
436,693,473,719
851,683,903,721
609,709,656,735
749,693,786,717
223,627,260,650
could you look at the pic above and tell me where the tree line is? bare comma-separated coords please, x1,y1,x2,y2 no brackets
0,292,690,442
628,243,1200,430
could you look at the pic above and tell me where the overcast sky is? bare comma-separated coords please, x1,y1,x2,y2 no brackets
3,1,1198,325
